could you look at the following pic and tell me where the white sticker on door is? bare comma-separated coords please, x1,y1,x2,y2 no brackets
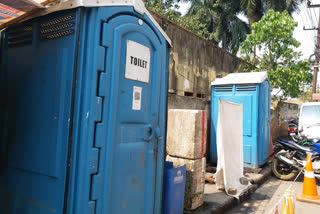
125,40,150,83
132,86,142,110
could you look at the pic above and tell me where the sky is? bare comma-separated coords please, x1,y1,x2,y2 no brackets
177,1,320,61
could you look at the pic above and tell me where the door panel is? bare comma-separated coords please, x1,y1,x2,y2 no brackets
7,48,70,178
102,15,163,214
212,94,257,166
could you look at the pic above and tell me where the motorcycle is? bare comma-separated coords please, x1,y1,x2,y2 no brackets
287,118,299,142
271,138,320,180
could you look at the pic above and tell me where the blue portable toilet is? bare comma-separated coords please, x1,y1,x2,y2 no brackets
0,1,171,214
210,72,270,168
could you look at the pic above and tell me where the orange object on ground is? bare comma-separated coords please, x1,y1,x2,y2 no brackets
296,154,320,204
282,189,295,214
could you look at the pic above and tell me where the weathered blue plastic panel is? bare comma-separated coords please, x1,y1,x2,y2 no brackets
0,5,169,214
210,81,270,168
0,10,79,214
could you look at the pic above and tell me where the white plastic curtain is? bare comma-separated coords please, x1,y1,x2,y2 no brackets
214,99,251,199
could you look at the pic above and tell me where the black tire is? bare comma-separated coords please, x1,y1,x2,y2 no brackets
271,154,297,181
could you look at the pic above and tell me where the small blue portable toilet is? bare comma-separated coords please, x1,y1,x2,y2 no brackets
210,72,270,168
0,1,171,214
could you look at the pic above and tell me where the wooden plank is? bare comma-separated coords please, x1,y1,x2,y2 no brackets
0,0,57,30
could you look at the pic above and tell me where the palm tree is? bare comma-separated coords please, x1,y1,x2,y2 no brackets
187,0,249,54
240,0,303,26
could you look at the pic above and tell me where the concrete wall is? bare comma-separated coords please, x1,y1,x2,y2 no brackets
150,11,254,100
270,101,300,140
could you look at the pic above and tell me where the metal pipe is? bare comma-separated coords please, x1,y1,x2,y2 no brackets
276,154,297,167
312,11,320,96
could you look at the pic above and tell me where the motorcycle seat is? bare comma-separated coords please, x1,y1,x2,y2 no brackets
294,143,316,152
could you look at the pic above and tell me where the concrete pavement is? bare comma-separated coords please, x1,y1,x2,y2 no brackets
185,163,272,214
226,175,320,214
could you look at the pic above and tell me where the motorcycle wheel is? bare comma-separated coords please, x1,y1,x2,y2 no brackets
271,153,297,181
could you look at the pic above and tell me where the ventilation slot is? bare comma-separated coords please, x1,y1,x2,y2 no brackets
214,85,233,92
40,14,75,41
236,84,256,92
7,25,33,48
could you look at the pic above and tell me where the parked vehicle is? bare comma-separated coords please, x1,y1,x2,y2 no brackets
288,118,299,142
298,102,320,140
272,138,320,180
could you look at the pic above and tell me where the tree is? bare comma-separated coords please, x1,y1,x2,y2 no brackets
144,0,248,54
240,0,303,27
144,1,211,42
186,0,249,54
144,1,181,21
240,10,312,98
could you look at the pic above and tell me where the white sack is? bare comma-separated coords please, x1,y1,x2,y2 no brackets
214,100,251,199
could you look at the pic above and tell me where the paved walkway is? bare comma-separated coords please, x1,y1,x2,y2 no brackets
226,175,320,214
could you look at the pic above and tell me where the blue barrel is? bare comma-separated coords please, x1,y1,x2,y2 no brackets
163,162,186,214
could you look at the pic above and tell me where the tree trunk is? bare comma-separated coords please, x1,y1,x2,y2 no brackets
222,32,227,50
248,14,261,28
248,14,261,61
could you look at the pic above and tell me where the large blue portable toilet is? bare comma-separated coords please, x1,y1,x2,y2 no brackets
0,1,171,214
210,72,270,168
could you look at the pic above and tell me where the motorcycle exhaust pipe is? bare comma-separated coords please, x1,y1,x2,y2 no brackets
275,154,320,178
275,154,298,168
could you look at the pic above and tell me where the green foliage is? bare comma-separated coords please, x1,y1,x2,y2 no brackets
240,0,302,25
145,0,249,54
144,0,179,10
144,1,303,54
177,8,211,39
240,10,312,98
187,0,249,54
144,0,181,21
144,1,211,42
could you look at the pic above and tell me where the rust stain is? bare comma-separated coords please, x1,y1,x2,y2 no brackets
139,151,146,167
132,178,136,184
